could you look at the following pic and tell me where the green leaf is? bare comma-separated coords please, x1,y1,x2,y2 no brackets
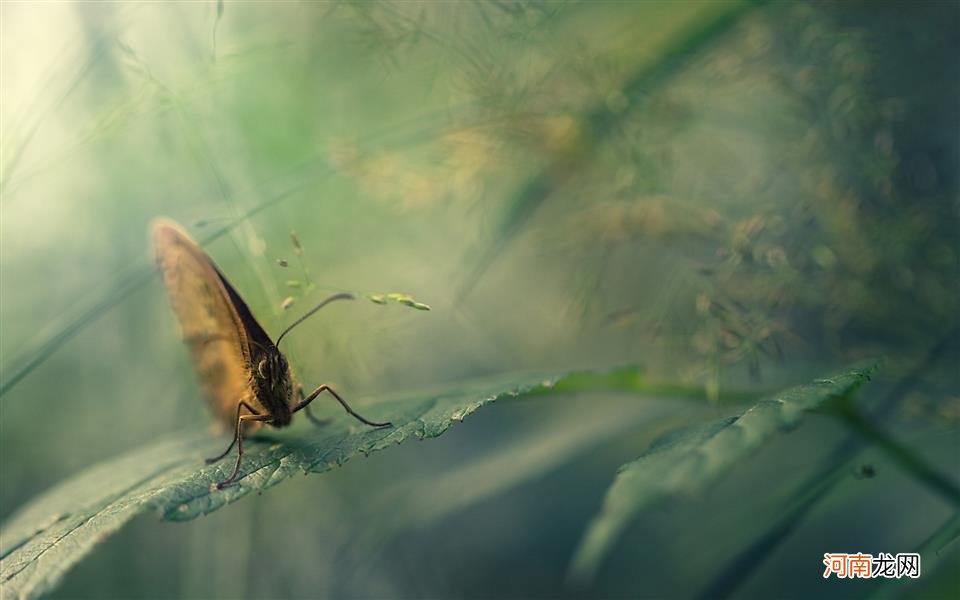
566,361,879,584
0,370,595,600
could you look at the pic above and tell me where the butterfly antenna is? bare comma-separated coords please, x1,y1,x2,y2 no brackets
276,292,354,346
247,339,270,355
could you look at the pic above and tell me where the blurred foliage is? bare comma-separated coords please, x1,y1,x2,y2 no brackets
568,362,879,584
1,1,957,598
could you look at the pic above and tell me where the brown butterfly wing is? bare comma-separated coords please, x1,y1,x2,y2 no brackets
211,263,276,363
211,261,302,414
152,218,264,431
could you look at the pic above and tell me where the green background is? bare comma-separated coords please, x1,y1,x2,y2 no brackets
1,1,957,598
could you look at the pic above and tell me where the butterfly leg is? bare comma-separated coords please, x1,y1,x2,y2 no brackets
295,384,329,427
205,400,261,464
216,412,273,489
293,384,391,428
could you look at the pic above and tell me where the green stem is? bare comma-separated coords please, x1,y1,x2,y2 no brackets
700,331,956,599
838,405,960,506
698,459,851,600
524,365,766,405
868,510,960,599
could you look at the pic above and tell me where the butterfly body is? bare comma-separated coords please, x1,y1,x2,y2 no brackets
251,348,295,427
152,218,294,430
151,217,389,487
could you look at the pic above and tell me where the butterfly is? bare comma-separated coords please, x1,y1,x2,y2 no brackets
151,218,391,488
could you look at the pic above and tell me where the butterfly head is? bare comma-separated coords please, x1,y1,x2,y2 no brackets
255,346,290,391
251,344,296,426
250,292,354,426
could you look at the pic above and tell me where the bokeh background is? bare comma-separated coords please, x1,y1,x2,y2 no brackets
1,1,957,598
